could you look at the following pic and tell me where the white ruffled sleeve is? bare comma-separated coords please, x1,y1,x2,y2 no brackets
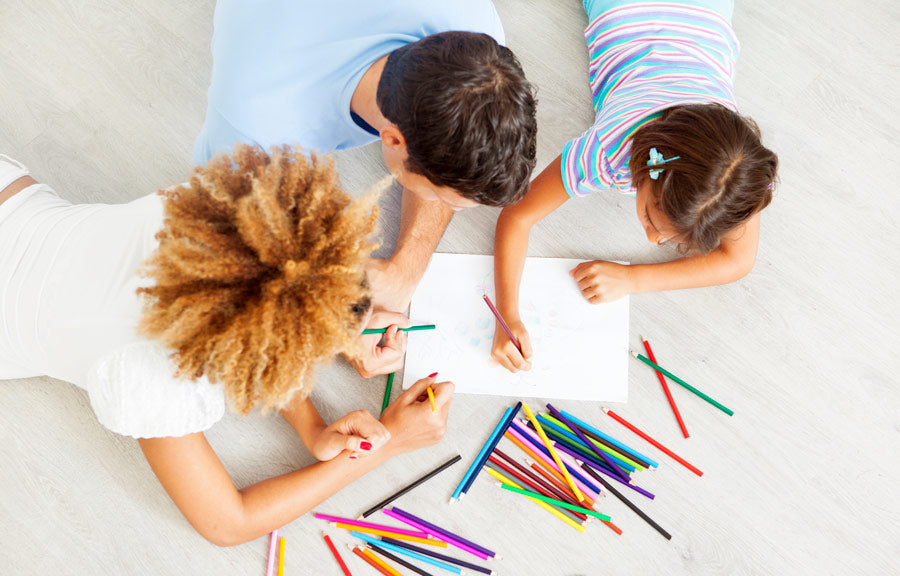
85,341,226,439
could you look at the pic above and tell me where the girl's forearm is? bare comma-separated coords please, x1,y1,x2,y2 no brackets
628,247,756,294
494,209,532,319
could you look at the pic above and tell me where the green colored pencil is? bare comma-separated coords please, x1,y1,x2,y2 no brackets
499,483,612,521
361,324,436,335
380,372,394,415
630,351,734,416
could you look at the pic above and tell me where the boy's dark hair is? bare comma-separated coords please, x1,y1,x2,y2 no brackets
629,104,778,253
376,31,537,207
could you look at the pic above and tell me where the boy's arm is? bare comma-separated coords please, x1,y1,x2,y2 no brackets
572,212,761,301
492,155,570,371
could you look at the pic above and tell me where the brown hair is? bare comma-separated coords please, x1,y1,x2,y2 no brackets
376,31,537,207
138,145,378,414
629,104,778,253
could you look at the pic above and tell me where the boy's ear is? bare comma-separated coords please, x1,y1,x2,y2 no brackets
379,123,407,152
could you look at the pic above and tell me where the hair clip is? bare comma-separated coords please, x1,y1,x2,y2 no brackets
647,147,680,180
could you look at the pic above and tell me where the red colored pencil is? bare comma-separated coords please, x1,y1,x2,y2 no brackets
602,408,703,477
322,533,352,576
642,336,689,438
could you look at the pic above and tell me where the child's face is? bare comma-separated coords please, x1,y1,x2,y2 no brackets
635,179,680,245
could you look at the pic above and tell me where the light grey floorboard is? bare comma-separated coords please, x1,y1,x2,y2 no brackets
1,1,898,574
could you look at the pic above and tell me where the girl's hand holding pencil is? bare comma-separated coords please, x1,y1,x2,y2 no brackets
346,310,410,378
311,409,392,461
490,316,533,373
379,374,454,456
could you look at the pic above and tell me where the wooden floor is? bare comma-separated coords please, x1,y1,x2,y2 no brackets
2,1,899,574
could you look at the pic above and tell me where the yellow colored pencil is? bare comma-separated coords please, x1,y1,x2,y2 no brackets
485,467,585,533
427,386,437,412
360,547,404,576
278,537,285,576
332,522,447,547
522,403,585,502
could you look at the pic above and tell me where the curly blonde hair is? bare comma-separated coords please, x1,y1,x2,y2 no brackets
138,145,379,414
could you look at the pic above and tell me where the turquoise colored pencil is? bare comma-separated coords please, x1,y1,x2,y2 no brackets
362,324,436,335
381,372,394,414
630,351,734,416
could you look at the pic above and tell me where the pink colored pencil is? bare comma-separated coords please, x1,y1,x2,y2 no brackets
642,335,689,438
509,421,602,500
603,408,703,476
266,530,279,576
313,513,429,539
381,508,491,561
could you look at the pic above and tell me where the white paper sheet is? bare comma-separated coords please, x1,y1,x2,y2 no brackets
402,253,629,402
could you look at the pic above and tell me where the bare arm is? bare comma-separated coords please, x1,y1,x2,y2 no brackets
137,376,452,547
571,212,761,302
492,155,570,371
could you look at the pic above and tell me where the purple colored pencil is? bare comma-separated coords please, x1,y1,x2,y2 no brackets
546,403,631,483
389,507,496,559
482,294,522,354
382,508,491,561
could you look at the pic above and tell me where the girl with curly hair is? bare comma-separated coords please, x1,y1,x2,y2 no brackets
0,147,453,545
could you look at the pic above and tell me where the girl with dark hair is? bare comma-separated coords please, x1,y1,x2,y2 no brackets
491,0,778,372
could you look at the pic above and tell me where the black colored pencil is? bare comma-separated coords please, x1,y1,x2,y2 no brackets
381,537,495,575
579,461,672,540
359,454,462,518
366,542,436,576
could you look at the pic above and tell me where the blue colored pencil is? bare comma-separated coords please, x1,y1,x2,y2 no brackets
460,401,521,496
560,410,659,468
450,405,514,502
350,532,463,574
546,404,632,482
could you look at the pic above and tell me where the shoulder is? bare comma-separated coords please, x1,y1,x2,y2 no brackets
85,341,226,439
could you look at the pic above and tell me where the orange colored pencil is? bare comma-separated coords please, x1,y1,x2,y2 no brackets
351,546,402,576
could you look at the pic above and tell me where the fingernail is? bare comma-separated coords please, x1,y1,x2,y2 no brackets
428,372,438,378
349,453,358,460
360,441,372,451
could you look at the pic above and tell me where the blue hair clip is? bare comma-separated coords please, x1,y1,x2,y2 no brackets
647,147,680,180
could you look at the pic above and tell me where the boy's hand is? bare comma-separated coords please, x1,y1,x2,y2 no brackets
570,260,633,303
490,318,533,373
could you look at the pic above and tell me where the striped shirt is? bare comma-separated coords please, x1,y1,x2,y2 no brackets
561,2,739,197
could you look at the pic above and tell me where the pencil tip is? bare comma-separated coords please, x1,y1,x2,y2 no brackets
639,334,647,342
356,515,364,520
629,349,638,358
601,406,609,413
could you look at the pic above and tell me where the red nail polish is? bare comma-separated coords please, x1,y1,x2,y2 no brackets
428,372,438,378
360,441,372,451
349,454,358,460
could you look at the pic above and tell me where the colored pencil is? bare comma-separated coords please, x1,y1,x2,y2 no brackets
366,543,435,576
350,533,464,574
603,408,703,476
560,409,658,468
381,372,394,415
630,351,734,416
278,537,285,576
492,448,584,508
485,467,585,532
579,461,672,540
540,412,651,469
451,405,515,502
359,454,462,519
426,385,436,412
314,514,432,539
522,403,584,502
536,420,637,475
351,546,402,576
382,538,497,575
388,507,496,559
509,420,603,497
459,401,521,497
642,336,689,438
333,523,444,546
484,460,587,526
547,404,632,481
322,532,352,576
505,425,601,501
266,530,279,576
538,413,643,471
361,324,436,335
499,483,611,521
482,294,522,354
486,456,589,521
526,461,622,535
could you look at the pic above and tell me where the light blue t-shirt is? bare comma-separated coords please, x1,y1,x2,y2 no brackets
194,0,505,165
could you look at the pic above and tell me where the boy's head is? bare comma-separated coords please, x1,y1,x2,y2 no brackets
376,31,538,209
139,145,377,415
629,104,778,252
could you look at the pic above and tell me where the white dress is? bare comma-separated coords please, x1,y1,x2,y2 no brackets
0,156,224,438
